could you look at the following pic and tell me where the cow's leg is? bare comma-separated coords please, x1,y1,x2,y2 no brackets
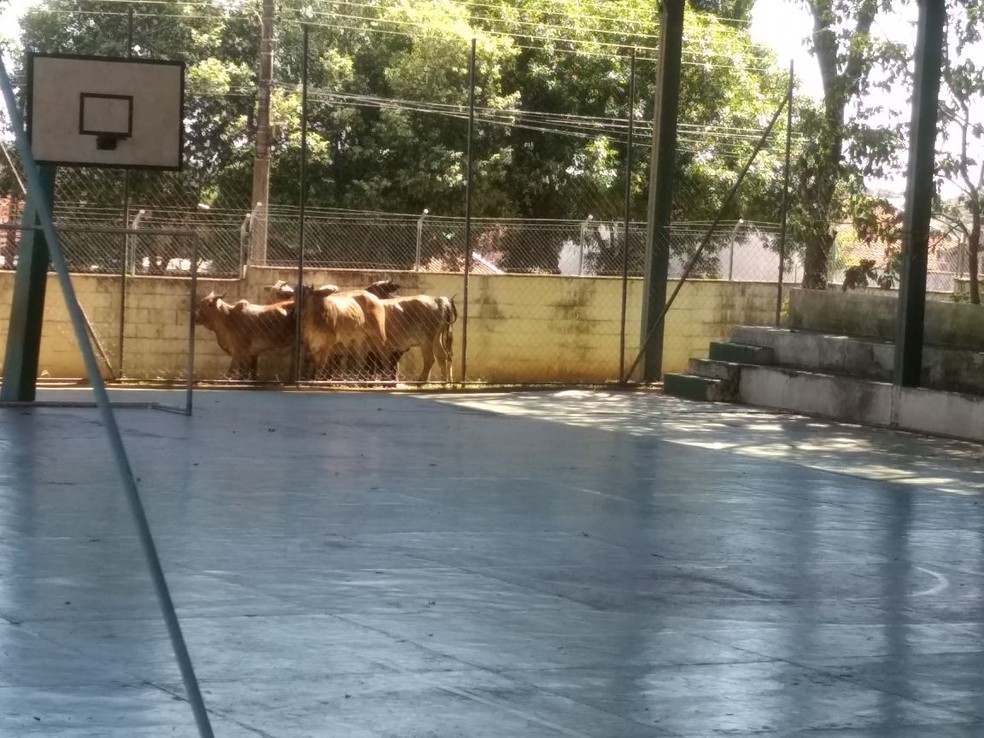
305,336,333,381
314,349,333,380
387,351,401,382
247,355,259,381
435,337,451,384
229,356,247,380
439,328,454,383
369,349,398,382
417,344,436,383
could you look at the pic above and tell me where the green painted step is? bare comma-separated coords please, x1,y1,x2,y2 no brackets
663,373,735,403
708,341,775,365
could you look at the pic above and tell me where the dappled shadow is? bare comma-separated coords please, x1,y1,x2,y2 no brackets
427,390,984,496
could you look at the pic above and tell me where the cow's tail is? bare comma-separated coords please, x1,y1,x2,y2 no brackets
439,295,458,366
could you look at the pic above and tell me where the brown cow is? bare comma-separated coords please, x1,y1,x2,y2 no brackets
195,291,297,380
296,285,387,380
362,279,401,300
266,278,399,303
376,294,457,383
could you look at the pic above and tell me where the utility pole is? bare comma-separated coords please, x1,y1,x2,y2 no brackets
250,0,275,265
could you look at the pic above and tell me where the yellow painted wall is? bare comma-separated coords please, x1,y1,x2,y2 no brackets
0,268,780,383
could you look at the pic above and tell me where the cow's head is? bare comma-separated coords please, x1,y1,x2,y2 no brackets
296,283,340,308
195,291,226,326
263,280,295,303
364,278,400,299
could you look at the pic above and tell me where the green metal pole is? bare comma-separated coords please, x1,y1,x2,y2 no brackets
1,165,56,402
294,22,309,384
639,0,684,382
619,48,636,384
461,37,476,383
895,0,945,387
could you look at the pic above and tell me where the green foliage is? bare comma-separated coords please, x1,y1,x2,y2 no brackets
13,0,792,273
789,0,908,289
936,0,984,304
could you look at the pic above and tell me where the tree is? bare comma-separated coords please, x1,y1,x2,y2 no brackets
18,0,258,207
792,0,907,289
936,0,984,303
13,0,795,274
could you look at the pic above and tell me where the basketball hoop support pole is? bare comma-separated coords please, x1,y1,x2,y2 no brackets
0,57,215,738
0,165,56,402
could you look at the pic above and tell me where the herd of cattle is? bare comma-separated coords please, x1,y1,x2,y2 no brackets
195,279,457,383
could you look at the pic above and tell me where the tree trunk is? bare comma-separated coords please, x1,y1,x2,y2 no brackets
798,129,842,290
797,1,879,290
802,227,834,289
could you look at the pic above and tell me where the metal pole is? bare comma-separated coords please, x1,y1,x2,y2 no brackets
294,22,310,384
727,218,743,281
128,209,146,276
895,0,945,387
579,214,593,276
186,234,198,415
639,0,685,382
250,0,274,265
416,208,428,270
239,211,252,278
0,166,55,402
619,48,636,384
461,37,476,383
776,60,794,326
0,54,215,738
119,5,134,376
623,92,788,384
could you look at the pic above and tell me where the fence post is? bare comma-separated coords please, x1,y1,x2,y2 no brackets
127,209,146,277
776,60,794,326
119,5,135,377
461,37,476,383
579,214,593,276
239,211,252,278
415,208,428,270
727,218,743,281
294,22,310,384
249,0,274,266
619,48,636,384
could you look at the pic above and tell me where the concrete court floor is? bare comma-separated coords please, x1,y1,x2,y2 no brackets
1,388,984,737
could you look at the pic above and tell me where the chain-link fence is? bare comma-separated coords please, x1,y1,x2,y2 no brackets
11,2,955,390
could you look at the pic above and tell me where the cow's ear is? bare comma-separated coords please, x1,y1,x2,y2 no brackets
204,290,216,300
279,284,295,295
315,284,339,295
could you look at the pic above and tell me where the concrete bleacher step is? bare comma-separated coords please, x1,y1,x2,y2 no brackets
663,372,736,403
687,357,741,383
708,341,775,366
725,325,984,396
737,363,984,441
727,325,894,382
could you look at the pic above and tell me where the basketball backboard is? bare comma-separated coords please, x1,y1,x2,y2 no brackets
27,53,184,170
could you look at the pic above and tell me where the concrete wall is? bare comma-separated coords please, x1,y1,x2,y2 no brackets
788,287,984,351
0,268,780,383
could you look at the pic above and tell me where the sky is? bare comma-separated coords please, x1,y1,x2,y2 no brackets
750,0,825,100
